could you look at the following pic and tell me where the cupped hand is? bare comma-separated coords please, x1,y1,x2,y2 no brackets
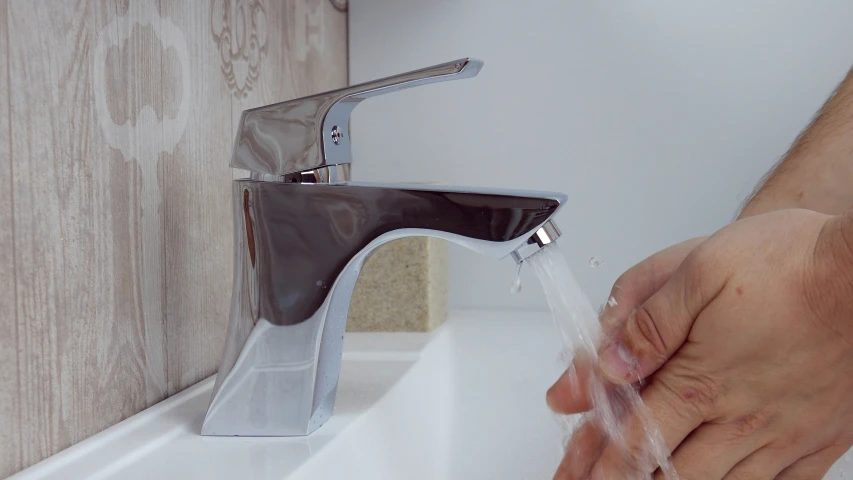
550,209,853,479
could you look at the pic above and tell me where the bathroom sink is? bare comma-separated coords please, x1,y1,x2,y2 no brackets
12,311,853,480
12,310,566,480
13,309,853,479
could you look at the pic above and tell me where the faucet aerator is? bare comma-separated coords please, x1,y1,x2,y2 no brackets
511,220,563,264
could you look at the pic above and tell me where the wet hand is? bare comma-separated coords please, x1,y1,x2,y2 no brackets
547,236,706,415
550,209,853,479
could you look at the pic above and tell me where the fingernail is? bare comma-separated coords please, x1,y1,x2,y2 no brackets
600,315,620,335
599,340,636,382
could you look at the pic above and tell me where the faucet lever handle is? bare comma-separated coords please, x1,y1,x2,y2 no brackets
231,58,484,178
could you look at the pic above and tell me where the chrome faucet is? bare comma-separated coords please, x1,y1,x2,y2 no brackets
201,58,567,436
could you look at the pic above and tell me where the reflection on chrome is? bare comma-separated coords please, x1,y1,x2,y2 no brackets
202,59,567,437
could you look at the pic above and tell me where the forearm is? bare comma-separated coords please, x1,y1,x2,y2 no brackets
739,66,853,219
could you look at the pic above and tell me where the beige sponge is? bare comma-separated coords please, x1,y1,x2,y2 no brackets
346,237,448,332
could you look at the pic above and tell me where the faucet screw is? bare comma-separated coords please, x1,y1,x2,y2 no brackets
330,126,343,145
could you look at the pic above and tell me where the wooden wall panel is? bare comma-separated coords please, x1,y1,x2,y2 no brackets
0,0,347,476
0,0,24,474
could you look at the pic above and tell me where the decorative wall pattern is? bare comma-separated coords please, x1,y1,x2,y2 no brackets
211,0,268,98
0,1,347,476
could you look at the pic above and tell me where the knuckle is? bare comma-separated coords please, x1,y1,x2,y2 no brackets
655,367,722,419
729,411,776,439
626,304,668,361
595,436,659,478
604,446,654,479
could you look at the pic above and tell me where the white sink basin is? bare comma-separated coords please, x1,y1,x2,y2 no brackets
15,309,852,479
12,311,567,480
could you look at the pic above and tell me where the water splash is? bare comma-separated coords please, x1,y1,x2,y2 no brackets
510,262,523,294
589,256,604,268
528,243,678,479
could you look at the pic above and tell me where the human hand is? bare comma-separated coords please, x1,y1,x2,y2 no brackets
547,236,707,415
550,209,853,479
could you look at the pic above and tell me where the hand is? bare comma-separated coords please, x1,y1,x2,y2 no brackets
547,236,706,415
550,209,853,479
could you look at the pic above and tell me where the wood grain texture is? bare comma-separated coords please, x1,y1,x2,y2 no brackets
159,0,234,396
1,0,24,475
0,0,347,476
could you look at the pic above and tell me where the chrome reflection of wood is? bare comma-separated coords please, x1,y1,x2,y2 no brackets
230,58,483,179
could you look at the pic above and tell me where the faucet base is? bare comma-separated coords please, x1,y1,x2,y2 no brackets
200,319,337,436
202,180,566,437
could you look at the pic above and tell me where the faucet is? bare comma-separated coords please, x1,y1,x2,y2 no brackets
201,58,567,436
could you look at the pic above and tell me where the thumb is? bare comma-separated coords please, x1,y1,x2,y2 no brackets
600,236,707,334
546,236,709,413
598,246,727,384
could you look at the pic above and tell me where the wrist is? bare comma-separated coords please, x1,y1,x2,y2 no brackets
737,176,804,220
738,167,853,219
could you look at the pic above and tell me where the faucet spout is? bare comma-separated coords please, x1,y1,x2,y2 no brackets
201,181,566,436
510,220,562,263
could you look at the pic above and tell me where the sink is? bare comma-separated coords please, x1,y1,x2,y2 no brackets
18,308,850,479
12,311,566,480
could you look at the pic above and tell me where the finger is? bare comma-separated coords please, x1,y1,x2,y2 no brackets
653,421,772,480
547,355,595,414
589,374,707,479
600,237,707,334
723,446,800,479
598,243,729,384
552,237,709,413
776,444,852,480
555,415,608,480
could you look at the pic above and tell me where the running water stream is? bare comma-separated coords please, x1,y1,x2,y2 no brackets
527,243,678,479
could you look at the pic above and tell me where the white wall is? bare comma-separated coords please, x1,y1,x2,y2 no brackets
348,0,853,311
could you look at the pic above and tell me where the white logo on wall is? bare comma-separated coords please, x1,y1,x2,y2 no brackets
92,1,191,396
94,1,191,161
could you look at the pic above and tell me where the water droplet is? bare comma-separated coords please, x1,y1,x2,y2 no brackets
588,256,603,268
316,280,323,287
607,296,618,307
510,276,522,294
510,263,523,294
